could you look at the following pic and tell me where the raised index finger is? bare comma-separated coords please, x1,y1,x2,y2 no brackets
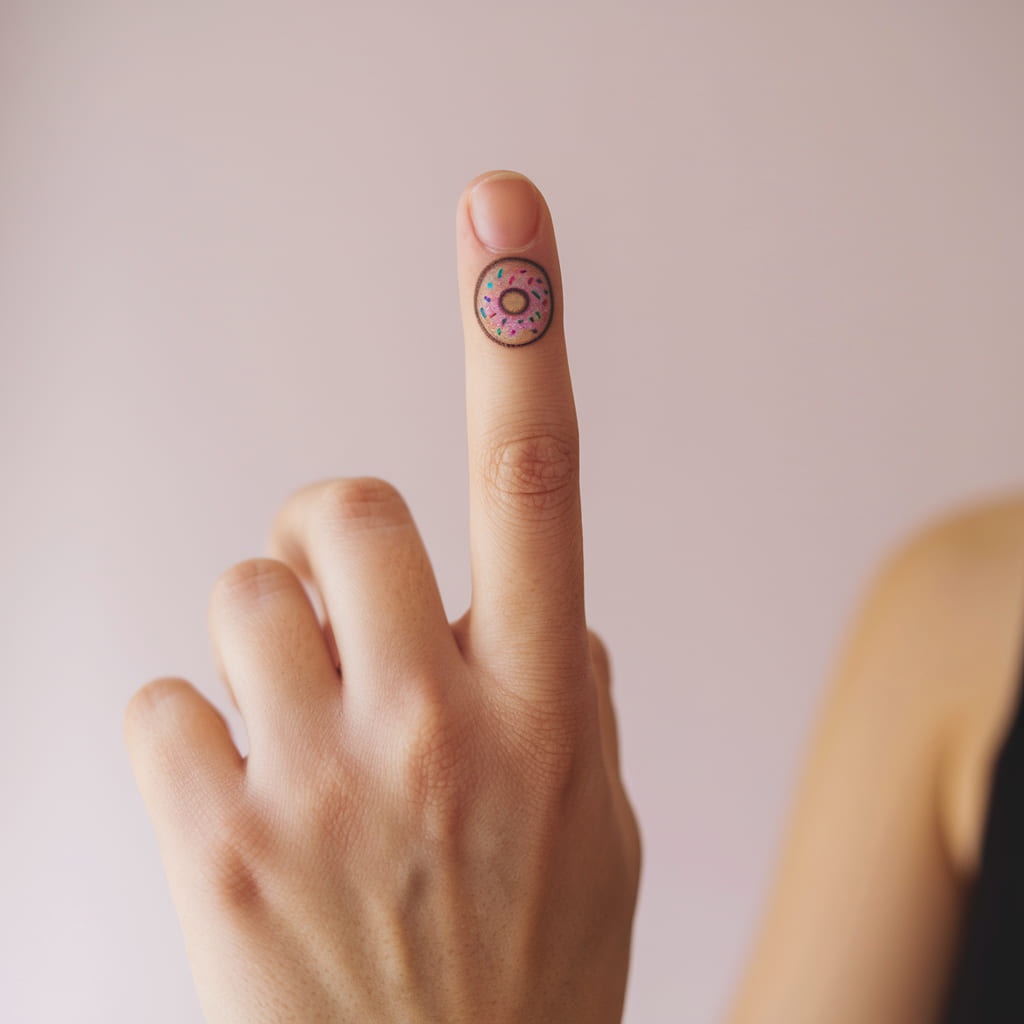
456,171,587,685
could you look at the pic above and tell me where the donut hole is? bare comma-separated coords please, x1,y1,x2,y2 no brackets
499,288,529,316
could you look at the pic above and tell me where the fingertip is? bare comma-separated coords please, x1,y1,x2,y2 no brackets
124,677,241,814
458,168,539,206
457,170,551,250
124,677,230,754
467,171,541,251
123,676,188,750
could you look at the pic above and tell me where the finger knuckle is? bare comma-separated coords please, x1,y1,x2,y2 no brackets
503,692,590,796
272,735,361,847
123,677,194,739
199,807,268,912
479,430,579,521
314,477,410,535
211,558,295,612
398,692,472,828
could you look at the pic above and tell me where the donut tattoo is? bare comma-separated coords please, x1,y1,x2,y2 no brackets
474,257,554,347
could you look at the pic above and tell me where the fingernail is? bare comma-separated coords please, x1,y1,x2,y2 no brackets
468,172,541,252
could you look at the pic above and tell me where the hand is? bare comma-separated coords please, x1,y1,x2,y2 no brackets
124,170,642,1024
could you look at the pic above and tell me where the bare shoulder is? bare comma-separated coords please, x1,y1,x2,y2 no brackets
723,491,1024,1024
860,491,1024,883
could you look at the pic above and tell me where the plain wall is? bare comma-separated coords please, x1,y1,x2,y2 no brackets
2,2,1023,1021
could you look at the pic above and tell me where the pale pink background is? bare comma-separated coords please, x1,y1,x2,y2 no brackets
2,2,1023,1021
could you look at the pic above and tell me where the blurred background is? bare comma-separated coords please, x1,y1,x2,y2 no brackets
2,1,1022,1021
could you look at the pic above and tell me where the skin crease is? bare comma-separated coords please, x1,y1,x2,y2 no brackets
123,171,642,1024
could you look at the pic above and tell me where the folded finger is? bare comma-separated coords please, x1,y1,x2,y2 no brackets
123,678,243,863
207,558,339,755
266,477,458,715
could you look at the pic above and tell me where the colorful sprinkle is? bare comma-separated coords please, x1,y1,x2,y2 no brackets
474,256,552,346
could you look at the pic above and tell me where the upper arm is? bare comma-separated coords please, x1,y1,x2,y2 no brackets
722,501,1024,1024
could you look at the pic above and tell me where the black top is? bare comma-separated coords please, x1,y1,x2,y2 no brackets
939,648,1024,1023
